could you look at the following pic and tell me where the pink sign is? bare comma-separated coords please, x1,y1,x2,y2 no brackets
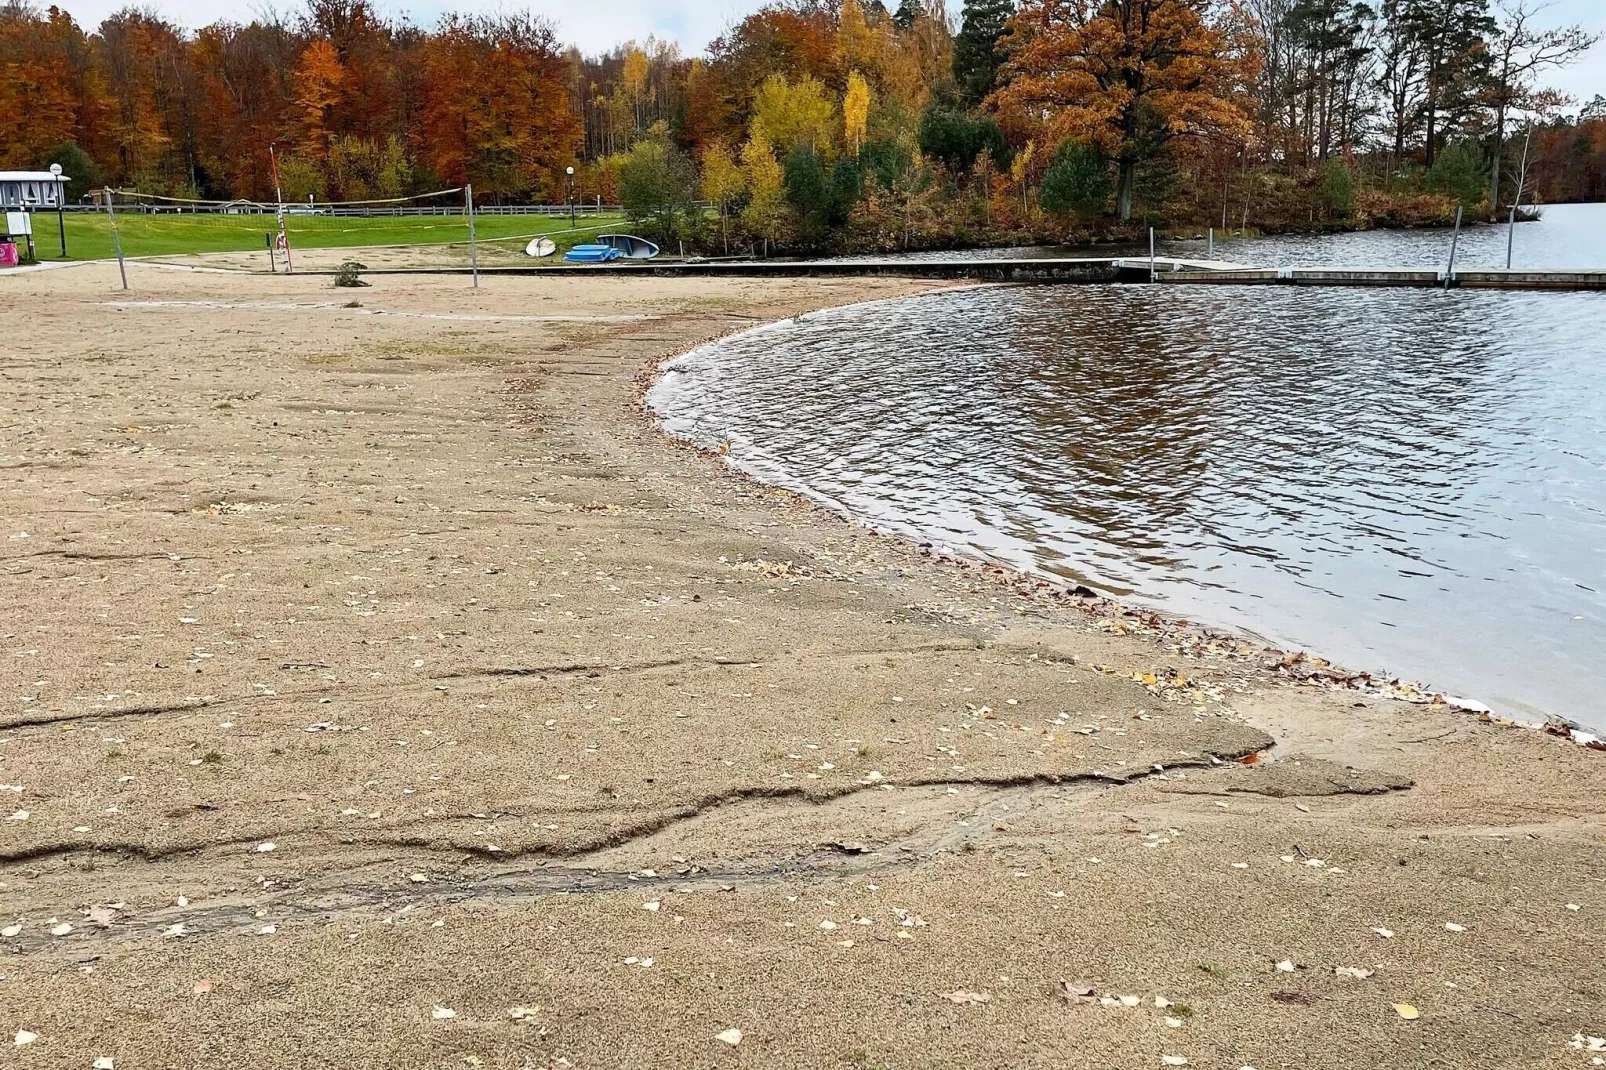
0,243,18,267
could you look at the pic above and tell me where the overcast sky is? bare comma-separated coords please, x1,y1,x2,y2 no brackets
45,0,1606,106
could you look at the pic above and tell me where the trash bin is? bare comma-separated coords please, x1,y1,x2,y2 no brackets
0,242,19,267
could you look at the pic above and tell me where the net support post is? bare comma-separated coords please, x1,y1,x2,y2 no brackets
104,188,128,291
466,184,479,289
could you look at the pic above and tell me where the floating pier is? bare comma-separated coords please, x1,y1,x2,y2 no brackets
324,257,1606,291
1160,266,1606,290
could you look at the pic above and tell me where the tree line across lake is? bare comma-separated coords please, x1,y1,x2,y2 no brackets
2,0,1602,255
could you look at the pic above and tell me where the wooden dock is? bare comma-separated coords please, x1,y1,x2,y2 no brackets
328,257,1606,291
1159,266,1606,290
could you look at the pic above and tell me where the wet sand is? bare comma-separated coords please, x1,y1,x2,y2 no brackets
1,261,1602,1068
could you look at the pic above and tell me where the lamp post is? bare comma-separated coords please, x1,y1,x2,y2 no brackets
566,166,575,228
50,163,66,258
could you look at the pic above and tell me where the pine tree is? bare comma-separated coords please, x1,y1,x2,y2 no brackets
952,0,1014,105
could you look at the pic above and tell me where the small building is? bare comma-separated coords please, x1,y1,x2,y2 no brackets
0,171,71,210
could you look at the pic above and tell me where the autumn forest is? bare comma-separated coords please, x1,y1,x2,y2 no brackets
1,0,1602,254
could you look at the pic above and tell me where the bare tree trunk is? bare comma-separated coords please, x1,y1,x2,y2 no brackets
1116,159,1136,221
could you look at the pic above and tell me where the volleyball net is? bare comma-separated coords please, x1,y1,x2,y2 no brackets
92,186,621,271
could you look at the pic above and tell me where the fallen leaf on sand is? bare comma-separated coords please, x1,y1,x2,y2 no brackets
1444,922,1466,933
1392,1003,1420,1020
1371,927,1394,938
255,842,276,853
15,1031,38,1047
1163,1056,1188,1066
431,1006,457,1020
1117,995,1142,1007
94,1058,114,1069
942,990,991,1005
508,1007,539,1021
642,900,661,912
50,922,73,937
715,1028,743,1046
1334,967,1374,980
1,924,20,938
193,980,214,994
1057,980,1097,1004
1274,959,1295,973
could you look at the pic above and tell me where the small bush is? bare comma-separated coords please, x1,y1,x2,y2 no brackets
1321,160,1358,218
333,261,370,287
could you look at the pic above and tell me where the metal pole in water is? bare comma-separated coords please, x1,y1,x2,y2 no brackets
466,183,478,289
1208,227,1214,259
1149,227,1156,283
1444,205,1462,290
1507,126,1532,271
104,188,127,291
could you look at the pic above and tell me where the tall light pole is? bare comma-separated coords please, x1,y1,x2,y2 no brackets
49,163,65,258
566,166,575,228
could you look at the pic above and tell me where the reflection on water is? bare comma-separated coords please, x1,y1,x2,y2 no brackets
650,282,1606,730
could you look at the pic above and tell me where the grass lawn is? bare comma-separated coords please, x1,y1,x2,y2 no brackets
24,211,628,261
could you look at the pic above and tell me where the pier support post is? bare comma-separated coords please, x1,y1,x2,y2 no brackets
1444,206,1463,290
1149,228,1156,283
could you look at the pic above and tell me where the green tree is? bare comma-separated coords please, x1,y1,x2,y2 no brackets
1038,139,1110,216
1321,159,1358,218
860,138,914,189
784,143,831,235
42,143,100,204
917,106,1011,174
952,0,1014,106
829,157,864,225
1425,141,1486,207
619,127,700,240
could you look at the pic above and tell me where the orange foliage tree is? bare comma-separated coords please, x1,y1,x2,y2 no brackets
993,0,1253,219
419,14,581,201
0,5,102,170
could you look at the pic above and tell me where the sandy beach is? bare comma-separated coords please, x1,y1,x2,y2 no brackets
1,261,1603,1068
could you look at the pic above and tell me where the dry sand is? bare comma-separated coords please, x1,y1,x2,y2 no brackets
0,261,1602,1069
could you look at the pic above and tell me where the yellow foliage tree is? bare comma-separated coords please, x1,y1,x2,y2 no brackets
740,127,787,252
752,74,837,154
622,44,649,134
843,71,871,155
701,140,746,252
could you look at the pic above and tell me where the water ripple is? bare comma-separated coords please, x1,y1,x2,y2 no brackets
650,273,1606,730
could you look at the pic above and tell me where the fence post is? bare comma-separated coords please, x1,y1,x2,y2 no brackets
1149,227,1156,283
104,188,128,291
466,183,478,289
1444,205,1462,290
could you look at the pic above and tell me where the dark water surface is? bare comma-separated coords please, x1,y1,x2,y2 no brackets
650,269,1606,731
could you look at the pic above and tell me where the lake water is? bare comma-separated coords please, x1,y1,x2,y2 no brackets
823,202,1606,271
651,207,1606,732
